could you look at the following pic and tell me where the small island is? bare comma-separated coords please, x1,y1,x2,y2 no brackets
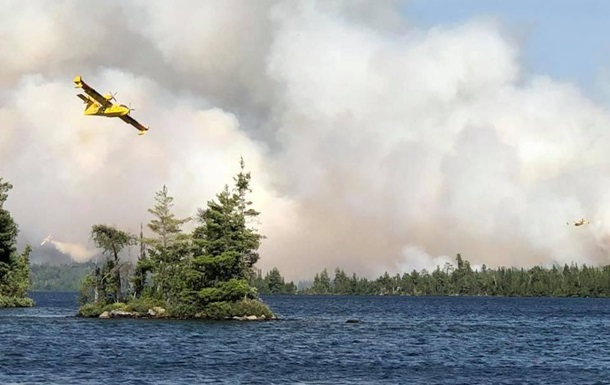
0,178,33,308
77,159,275,320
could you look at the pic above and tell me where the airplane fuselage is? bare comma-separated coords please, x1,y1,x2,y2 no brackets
81,97,130,117
84,104,130,117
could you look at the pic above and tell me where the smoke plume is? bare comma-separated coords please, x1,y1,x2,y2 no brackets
2,1,610,279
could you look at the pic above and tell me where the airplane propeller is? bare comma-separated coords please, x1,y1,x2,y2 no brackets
108,91,118,102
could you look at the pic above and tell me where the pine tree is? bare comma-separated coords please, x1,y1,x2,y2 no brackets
90,224,135,303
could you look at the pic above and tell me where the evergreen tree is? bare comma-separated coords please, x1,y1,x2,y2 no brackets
232,157,264,270
0,179,18,265
193,159,263,291
333,268,352,294
311,269,332,294
0,178,32,306
266,267,285,294
131,223,148,298
89,224,135,303
147,185,191,249
185,158,268,313
250,268,270,294
143,185,191,302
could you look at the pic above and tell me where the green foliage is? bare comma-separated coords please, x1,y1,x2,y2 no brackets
0,295,34,308
76,302,127,317
0,178,32,307
141,185,192,302
250,267,297,294
76,302,102,317
91,225,135,256
77,159,276,320
166,303,200,319
87,224,135,303
0,210,17,265
0,178,18,265
229,299,275,318
194,251,244,286
9,245,30,297
193,158,263,281
311,269,332,294
267,267,286,293
125,297,165,314
77,300,169,318
147,185,191,249
30,262,94,292
203,301,234,319
300,254,610,298
198,278,255,305
202,299,274,320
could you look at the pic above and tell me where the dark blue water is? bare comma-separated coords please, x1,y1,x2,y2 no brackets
1,293,610,384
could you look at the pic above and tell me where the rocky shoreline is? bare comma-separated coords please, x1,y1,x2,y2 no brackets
95,306,277,321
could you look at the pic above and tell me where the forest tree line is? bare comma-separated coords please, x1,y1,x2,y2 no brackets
32,252,610,298
284,254,610,297
30,262,95,292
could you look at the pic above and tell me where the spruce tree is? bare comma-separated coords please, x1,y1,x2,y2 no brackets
143,185,191,302
192,159,263,301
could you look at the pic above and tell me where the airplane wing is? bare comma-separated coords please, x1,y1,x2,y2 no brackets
119,114,149,135
73,76,113,108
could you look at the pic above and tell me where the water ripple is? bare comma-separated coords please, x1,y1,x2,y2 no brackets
1,294,610,384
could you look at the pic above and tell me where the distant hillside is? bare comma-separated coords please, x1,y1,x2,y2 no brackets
30,262,95,292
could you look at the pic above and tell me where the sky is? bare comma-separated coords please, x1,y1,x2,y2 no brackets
2,0,610,280
404,0,610,93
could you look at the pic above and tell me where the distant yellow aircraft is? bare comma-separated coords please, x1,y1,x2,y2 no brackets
567,218,590,227
74,76,149,135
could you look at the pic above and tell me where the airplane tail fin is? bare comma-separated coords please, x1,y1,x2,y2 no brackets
73,75,83,88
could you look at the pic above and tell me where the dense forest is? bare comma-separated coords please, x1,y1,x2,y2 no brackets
250,267,298,294
77,159,275,320
0,178,33,307
30,262,95,292
35,253,610,299
289,254,610,297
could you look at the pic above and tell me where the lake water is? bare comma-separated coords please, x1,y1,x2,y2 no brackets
0,293,609,384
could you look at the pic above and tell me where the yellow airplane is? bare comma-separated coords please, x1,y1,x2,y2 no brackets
40,234,52,246
567,218,590,227
74,76,149,135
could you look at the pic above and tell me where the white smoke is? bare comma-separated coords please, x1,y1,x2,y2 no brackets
48,241,95,263
1,1,610,280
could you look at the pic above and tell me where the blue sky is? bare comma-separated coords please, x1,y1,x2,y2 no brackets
403,0,610,99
